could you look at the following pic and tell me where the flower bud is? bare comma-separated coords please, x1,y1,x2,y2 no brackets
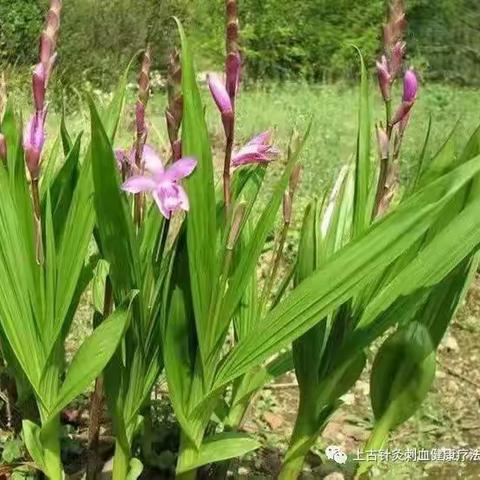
23,110,46,179
207,74,234,136
32,63,46,112
391,69,418,126
0,133,6,161
383,0,407,50
389,41,406,80
226,52,241,100
376,56,391,101
376,125,389,160
402,68,418,102
208,74,232,115
227,201,246,250
135,101,146,138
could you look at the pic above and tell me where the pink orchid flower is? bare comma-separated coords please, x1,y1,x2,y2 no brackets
23,109,47,179
121,146,197,219
231,131,279,167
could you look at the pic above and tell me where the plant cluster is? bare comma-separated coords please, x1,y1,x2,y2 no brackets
0,1,479,479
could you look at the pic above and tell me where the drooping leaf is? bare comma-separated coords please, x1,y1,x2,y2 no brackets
213,156,480,389
176,433,261,473
47,306,130,420
370,322,435,428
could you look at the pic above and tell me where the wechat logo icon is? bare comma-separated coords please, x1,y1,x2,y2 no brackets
325,445,348,464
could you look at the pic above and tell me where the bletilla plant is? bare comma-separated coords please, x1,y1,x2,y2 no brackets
278,2,480,479
0,0,480,479
0,1,131,479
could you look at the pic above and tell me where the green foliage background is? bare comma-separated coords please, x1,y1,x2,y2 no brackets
0,0,479,88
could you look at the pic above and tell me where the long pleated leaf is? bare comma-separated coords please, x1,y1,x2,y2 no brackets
213,155,480,389
352,50,371,238
177,20,217,361
47,307,129,421
89,97,141,302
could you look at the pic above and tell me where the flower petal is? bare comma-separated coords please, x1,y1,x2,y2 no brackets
177,185,190,211
142,145,164,176
121,175,156,194
207,74,232,114
248,131,271,146
152,189,171,219
164,157,197,181
403,69,418,102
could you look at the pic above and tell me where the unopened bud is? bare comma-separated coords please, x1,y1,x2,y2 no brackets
376,56,391,102
383,0,407,50
0,133,6,161
289,164,302,196
227,202,246,250
389,41,406,80
138,46,151,106
391,69,418,126
376,125,389,160
32,63,46,112
282,192,292,224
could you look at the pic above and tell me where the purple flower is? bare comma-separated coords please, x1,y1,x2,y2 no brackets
32,63,46,112
231,131,279,167
391,69,418,126
402,68,418,102
376,56,391,101
121,147,197,219
226,52,241,100
23,110,46,179
208,73,234,135
208,74,232,115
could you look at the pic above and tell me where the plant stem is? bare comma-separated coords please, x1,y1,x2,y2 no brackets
30,178,44,264
260,206,291,316
112,438,130,480
87,280,113,480
355,410,393,478
223,130,234,213
176,432,198,480
42,416,64,480
385,99,392,137
278,394,319,480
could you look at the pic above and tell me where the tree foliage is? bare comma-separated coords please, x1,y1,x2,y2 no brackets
0,0,479,87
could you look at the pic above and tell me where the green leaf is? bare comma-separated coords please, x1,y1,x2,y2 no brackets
47,306,130,420
213,155,480,390
352,49,371,238
52,150,95,355
176,432,261,473
92,259,110,314
126,458,144,480
60,109,73,156
370,322,435,428
22,420,46,473
163,242,197,440
352,194,480,350
2,438,24,463
89,96,141,302
177,19,217,361
218,129,310,347
49,133,82,240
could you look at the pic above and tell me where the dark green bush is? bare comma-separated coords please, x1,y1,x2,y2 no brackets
0,0,42,65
